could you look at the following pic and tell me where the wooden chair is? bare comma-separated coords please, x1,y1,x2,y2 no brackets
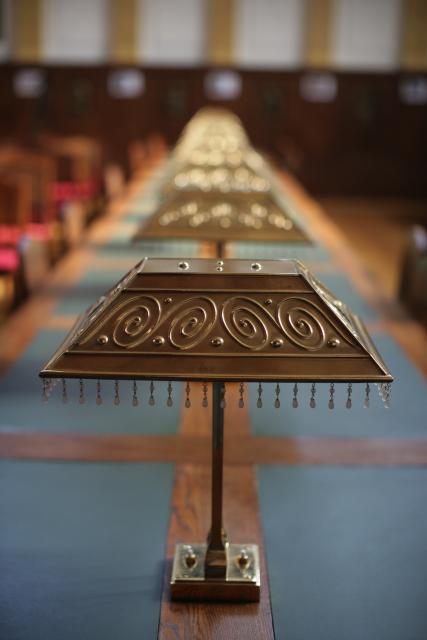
38,134,105,225
399,225,427,326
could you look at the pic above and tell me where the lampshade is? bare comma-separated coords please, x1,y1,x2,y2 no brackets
40,257,391,385
133,191,309,244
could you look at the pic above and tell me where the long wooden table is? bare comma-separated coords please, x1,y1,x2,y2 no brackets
1,158,427,640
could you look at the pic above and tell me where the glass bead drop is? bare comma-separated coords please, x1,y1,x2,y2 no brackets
167,381,173,407
383,382,391,409
238,382,244,409
346,382,352,409
292,383,299,409
257,383,263,409
309,383,316,409
132,380,139,407
149,381,155,406
363,382,370,409
274,384,280,409
41,379,49,403
61,378,68,404
202,382,208,408
114,380,120,406
79,379,85,405
185,382,191,408
96,380,102,406
328,382,335,410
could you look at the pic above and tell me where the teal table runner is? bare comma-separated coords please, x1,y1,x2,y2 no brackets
258,465,427,640
0,460,174,640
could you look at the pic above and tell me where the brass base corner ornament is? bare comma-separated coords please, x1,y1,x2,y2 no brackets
170,543,260,602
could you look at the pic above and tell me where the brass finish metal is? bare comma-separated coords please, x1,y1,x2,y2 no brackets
133,191,309,244
39,255,392,604
40,258,393,383
205,381,227,579
171,543,260,602
169,380,261,601
165,161,271,194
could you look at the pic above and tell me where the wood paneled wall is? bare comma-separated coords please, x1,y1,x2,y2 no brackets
0,64,426,196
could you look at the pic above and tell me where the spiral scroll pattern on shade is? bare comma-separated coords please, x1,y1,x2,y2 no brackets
276,298,327,350
221,297,269,350
80,293,352,353
169,297,217,350
112,296,162,348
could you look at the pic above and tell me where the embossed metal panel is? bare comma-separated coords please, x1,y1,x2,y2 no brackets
165,160,270,193
134,192,308,244
40,258,392,383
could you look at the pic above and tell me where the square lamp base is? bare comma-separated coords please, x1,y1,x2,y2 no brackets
170,543,260,602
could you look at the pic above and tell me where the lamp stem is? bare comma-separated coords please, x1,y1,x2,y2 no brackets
205,381,227,579
216,241,224,258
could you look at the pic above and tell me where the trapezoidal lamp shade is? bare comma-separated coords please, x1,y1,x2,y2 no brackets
40,258,392,602
133,190,310,258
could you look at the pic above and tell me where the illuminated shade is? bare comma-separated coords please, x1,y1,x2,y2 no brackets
108,69,145,98
133,191,309,245
204,70,242,101
40,258,391,383
163,158,270,193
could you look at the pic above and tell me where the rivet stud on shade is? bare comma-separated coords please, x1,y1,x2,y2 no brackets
327,337,340,348
270,338,283,348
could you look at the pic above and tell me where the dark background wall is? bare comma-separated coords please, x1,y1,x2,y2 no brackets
0,64,426,197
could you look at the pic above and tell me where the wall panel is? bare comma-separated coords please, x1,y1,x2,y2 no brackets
138,0,205,66
304,0,335,68
1,64,426,197
401,0,427,70
207,0,234,65
42,0,108,63
110,0,138,64
11,0,41,62
332,0,401,70
235,0,305,68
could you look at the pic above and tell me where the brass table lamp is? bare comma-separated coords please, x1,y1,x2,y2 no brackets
40,258,392,602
